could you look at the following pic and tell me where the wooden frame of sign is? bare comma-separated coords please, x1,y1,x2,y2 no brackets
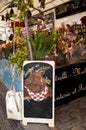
22,61,55,127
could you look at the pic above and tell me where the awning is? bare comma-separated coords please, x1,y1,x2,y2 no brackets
0,0,70,15
31,0,70,15
0,0,12,13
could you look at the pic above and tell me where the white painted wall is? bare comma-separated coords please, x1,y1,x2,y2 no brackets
55,11,86,27
31,0,70,16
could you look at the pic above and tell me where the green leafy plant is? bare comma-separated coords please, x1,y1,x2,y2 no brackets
16,0,33,20
8,27,29,69
30,30,58,60
9,47,28,69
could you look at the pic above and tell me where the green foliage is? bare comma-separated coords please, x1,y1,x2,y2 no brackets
8,27,29,70
16,0,34,20
9,47,28,69
30,30,58,60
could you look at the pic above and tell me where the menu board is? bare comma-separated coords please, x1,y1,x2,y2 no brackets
22,61,55,127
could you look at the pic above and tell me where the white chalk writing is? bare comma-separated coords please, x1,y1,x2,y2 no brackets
55,93,70,101
73,67,86,76
55,71,67,81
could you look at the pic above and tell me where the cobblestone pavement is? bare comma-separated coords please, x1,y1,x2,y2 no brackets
0,77,86,130
54,95,86,130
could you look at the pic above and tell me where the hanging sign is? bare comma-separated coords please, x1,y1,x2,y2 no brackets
55,0,86,19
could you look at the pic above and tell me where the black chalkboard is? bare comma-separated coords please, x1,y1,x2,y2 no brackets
22,61,55,127
55,62,86,108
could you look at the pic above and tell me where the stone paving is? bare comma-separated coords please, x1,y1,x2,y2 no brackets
54,95,86,130
0,77,86,130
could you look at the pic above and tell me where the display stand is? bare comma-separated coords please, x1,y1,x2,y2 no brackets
22,61,55,127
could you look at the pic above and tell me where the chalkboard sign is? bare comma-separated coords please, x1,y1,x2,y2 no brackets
55,62,86,108
22,61,55,127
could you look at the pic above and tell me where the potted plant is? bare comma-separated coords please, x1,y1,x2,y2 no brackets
30,30,58,60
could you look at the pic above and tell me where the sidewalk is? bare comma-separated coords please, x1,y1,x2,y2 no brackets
0,77,50,130
54,95,86,130
0,77,25,130
0,77,86,130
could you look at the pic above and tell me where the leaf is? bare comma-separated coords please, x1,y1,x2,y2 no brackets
30,30,58,60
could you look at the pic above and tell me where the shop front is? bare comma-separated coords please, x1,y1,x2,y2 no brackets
0,0,86,109
55,61,86,108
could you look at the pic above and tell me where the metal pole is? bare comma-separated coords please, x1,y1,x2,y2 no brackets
21,0,33,60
